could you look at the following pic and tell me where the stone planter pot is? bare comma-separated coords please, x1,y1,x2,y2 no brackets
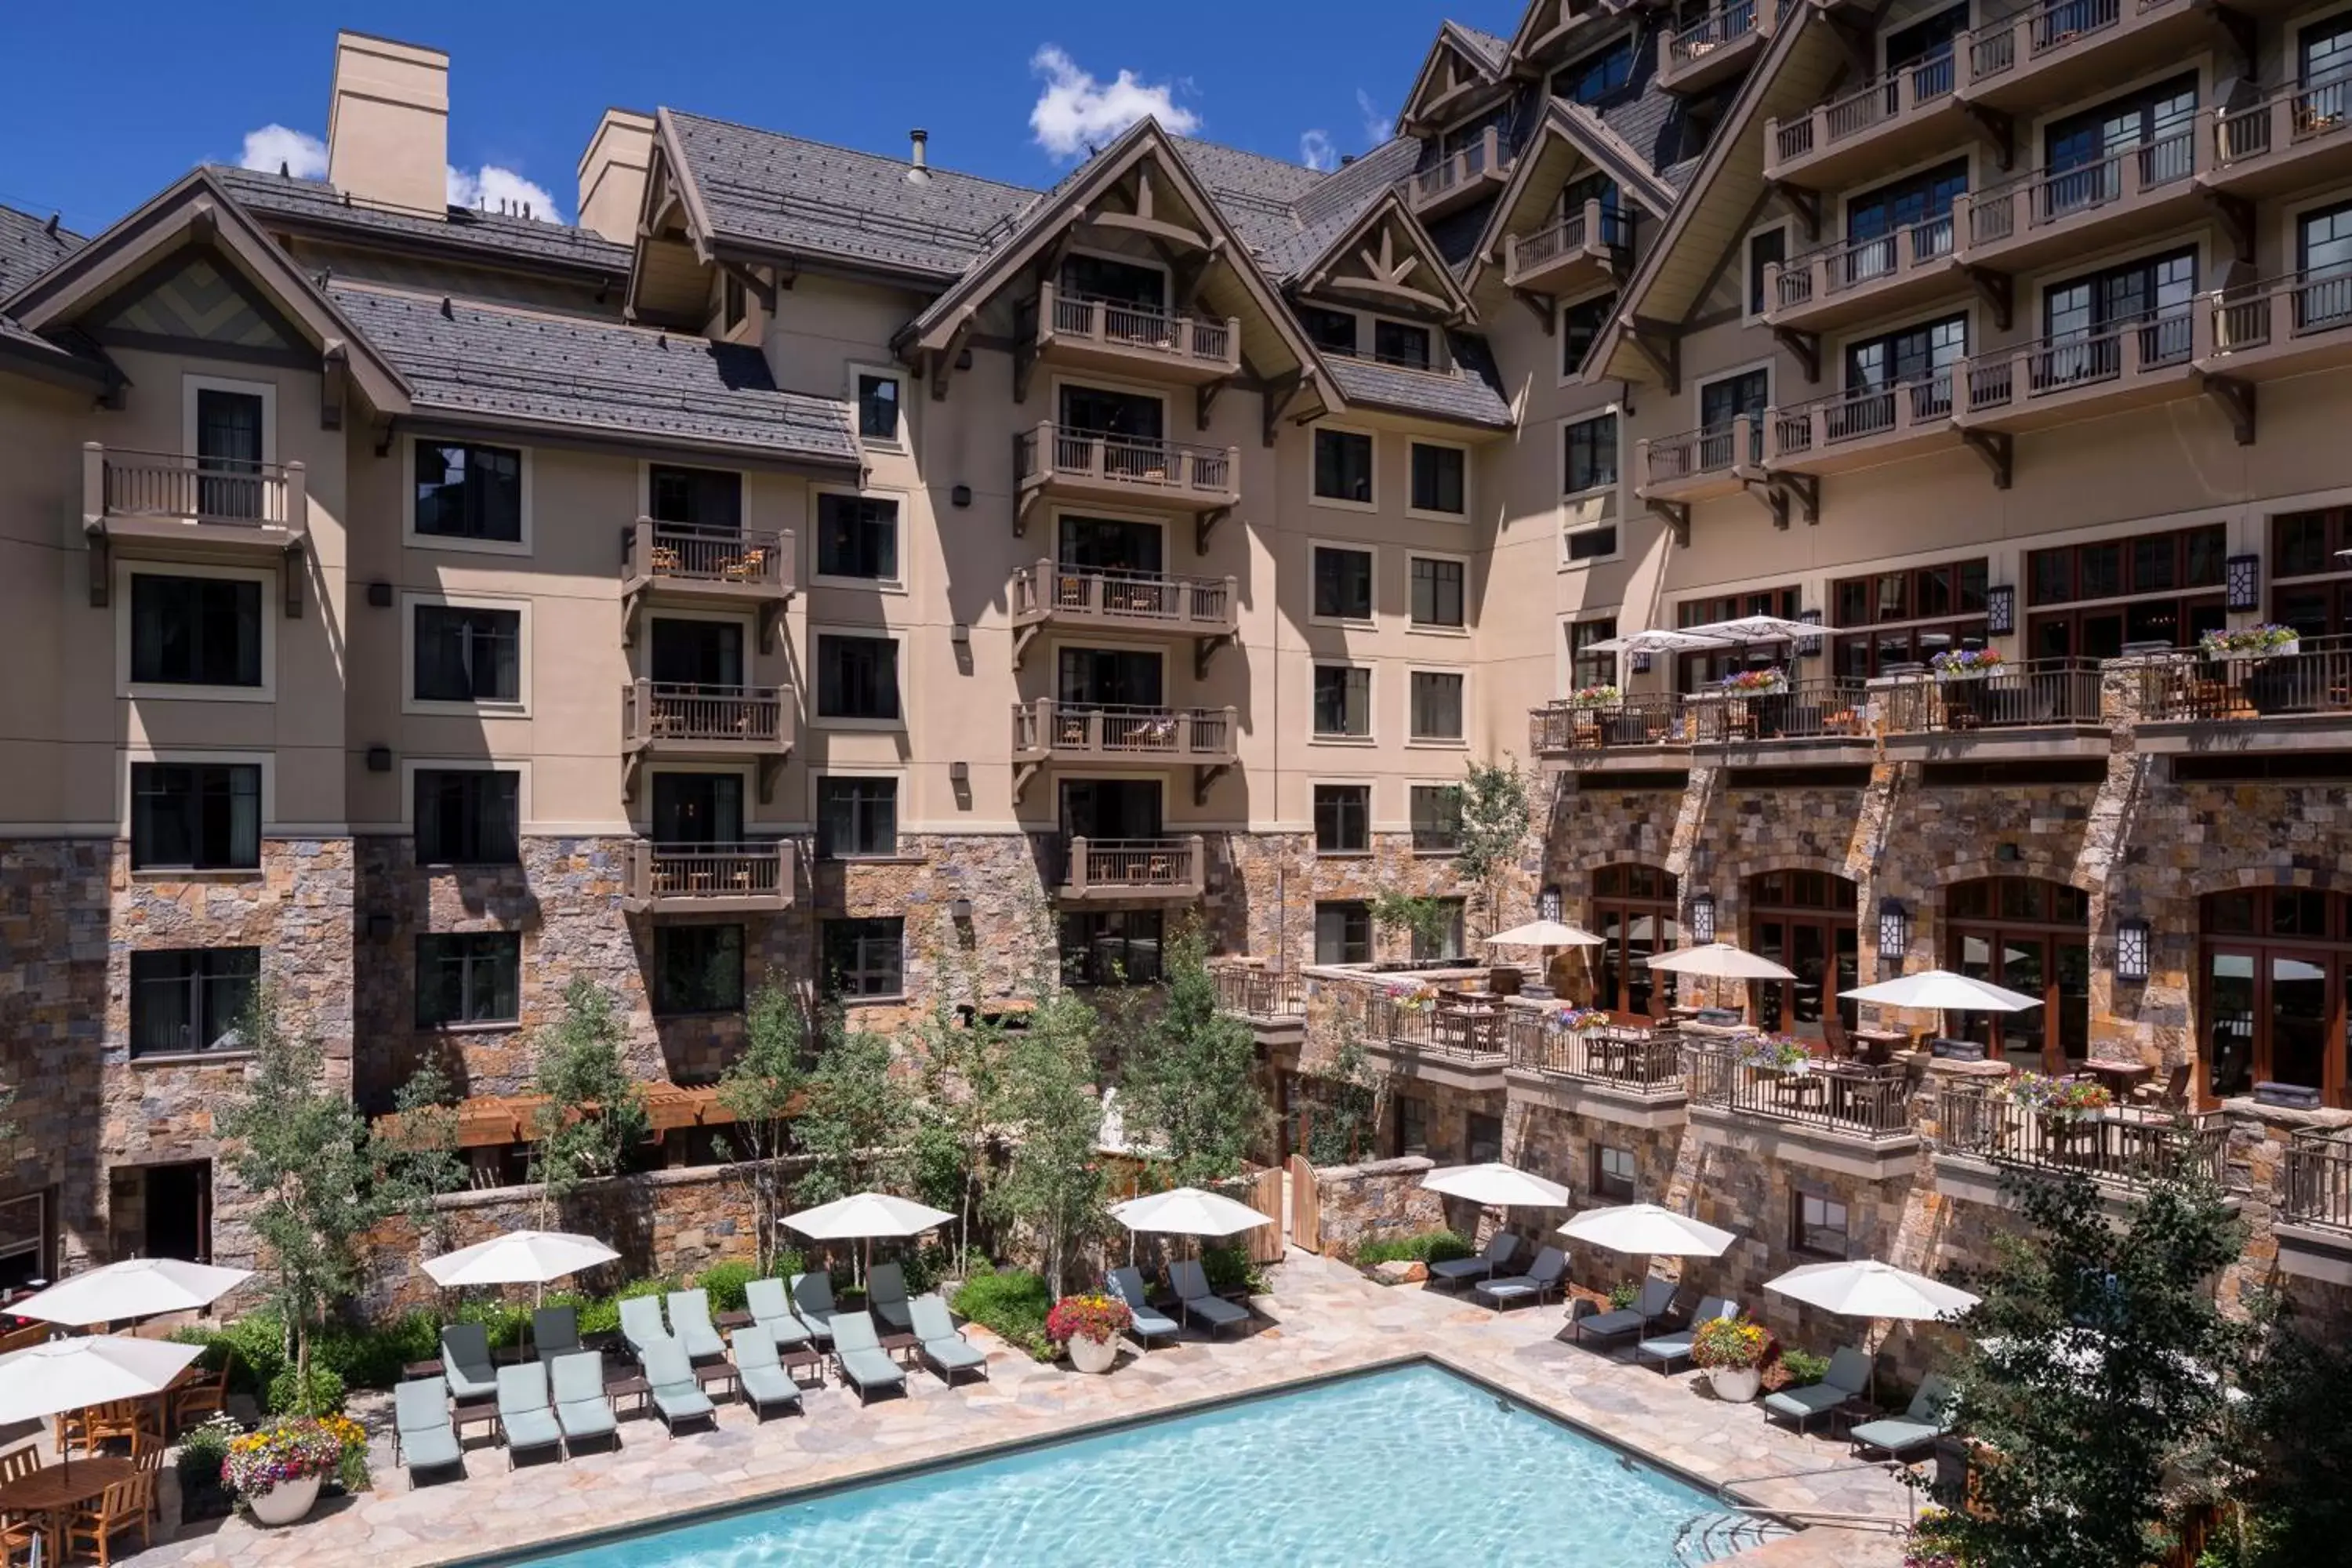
1066,1333,1118,1374
246,1473,322,1527
1707,1366,1761,1403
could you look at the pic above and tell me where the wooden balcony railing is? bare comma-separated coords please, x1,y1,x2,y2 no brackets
2211,70,2352,169
1879,660,2105,734
1060,835,1207,899
2209,267,2352,358
1014,423,1238,503
1213,964,1300,1019
1011,561,1237,632
1936,1086,2227,1186
1329,980,1510,1065
85,444,307,534
1772,219,1954,314
1411,125,1506,209
1965,0,2125,83
1686,1044,1918,1142
2283,1128,2352,1230
1506,1012,1686,1091
1531,694,1686,754
1037,281,1240,372
1665,0,1770,71
622,520,793,594
1503,198,1633,287
1768,52,1958,171
622,681,791,748
2132,633,2352,723
1958,305,2198,416
1640,416,1755,488
1963,129,2195,252
626,841,789,907
1768,376,1955,462
1011,699,1238,762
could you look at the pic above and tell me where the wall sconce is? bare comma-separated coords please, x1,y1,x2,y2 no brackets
2117,916,2151,982
1689,893,1715,944
2226,554,2262,612
949,897,974,921
366,580,394,608
949,622,970,645
949,760,970,782
950,484,971,509
1878,898,1911,960
1796,608,1823,658
365,746,393,773
1986,584,2015,636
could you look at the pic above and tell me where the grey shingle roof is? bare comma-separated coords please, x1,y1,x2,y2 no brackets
0,201,85,299
207,165,632,277
326,281,858,463
1323,343,1513,429
1447,21,1512,74
666,110,1040,279
1263,140,1425,280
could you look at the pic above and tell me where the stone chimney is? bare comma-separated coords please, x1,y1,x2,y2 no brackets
578,108,657,244
325,31,450,216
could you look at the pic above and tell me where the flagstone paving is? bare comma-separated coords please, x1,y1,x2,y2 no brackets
106,1252,1916,1566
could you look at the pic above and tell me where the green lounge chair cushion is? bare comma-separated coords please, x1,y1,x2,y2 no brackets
395,1376,463,1471
666,1288,728,1360
440,1323,499,1400
744,1277,816,1348
548,1353,615,1441
640,1341,715,1425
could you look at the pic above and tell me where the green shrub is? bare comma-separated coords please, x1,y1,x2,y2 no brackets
1777,1348,1831,1386
952,1267,1054,1361
175,1412,238,1488
694,1261,758,1314
1607,1279,1640,1311
1352,1229,1473,1269
897,1241,953,1296
1200,1243,1266,1298
171,1312,288,1399
307,1312,440,1391
266,1363,346,1416
454,1298,533,1352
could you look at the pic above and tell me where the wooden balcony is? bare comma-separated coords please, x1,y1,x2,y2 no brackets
2202,267,2352,384
1408,125,1512,220
1501,199,1633,296
1934,1086,2226,1195
1013,423,1238,536
2277,1131,2352,1284
1876,660,2109,760
619,520,794,651
1766,218,1957,332
1956,129,2204,274
1322,974,1511,1091
1954,304,2204,433
1686,1044,1921,1176
2205,75,2352,198
622,840,791,915
1506,1011,1687,1125
1637,417,1759,503
1058,835,1207,902
1213,964,1302,1022
1008,561,1239,673
1765,53,1966,187
1531,695,1690,771
1010,699,1239,804
2131,634,2352,753
82,443,307,612
1027,281,1240,385
1765,377,1958,474
1686,678,1873,761
621,680,792,804
1659,0,1779,94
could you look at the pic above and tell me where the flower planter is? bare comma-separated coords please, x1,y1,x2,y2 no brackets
1066,1333,1118,1374
246,1473,321,1527
1708,1366,1761,1403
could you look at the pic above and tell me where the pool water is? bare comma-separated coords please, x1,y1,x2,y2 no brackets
504,1363,1782,1566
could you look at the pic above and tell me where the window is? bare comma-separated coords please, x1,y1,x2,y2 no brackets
1374,319,1432,369
1312,546,1374,621
1830,556,1989,677
1842,160,1967,285
722,271,746,331
2272,507,2352,637
2041,248,2200,378
1563,293,1615,376
1554,34,1634,105
816,634,901,720
815,493,900,581
1570,616,1619,691
413,604,521,704
648,465,742,530
1412,899,1467,961
130,575,261,688
855,372,901,443
0,1192,47,1295
1060,909,1164,986
1396,1097,1430,1158
1886,3,1966,71
131,763,259,871
1410,557,1465,627
655,924,744,1014
1749,869,1861,1037
1592,1144,1636,1202
1700,368,1769,462
2045,74,2196,190
1466,1112,1503,1165
130,948,259,1057
1410,671,1465,741
412,441,523,543
1792,1192,1851,1258
191,383,266,520
822,916,904,998
1312,666,1371,737
1566,523,1618,562
1563,412,1617,494
1593,863,1681,1016
1676,587,1800,688
1747,227,1787,318
414,770,520,864
1945,877,2092,1064
1314,784,1370,852
1312,428,1374,504
2201,888,2352,1102
1299,305,1359,356
1846,315,1967,396
415,931,521,1027
1063,252,1167,310
1316,901,1372,964
1410,785,1462,851
2026,523,2227,659
1410,443,1466,517
818,777,898,858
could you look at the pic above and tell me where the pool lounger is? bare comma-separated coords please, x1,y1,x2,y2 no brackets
1474,1246,1568,1310
1428,1232,1520,1290
1634,1296,1740,1372
832,1309,910,1404
640,1340,718,1432
1170,1261,1250,1338
1106,1267,1183,1347
1571,1279,1677,1344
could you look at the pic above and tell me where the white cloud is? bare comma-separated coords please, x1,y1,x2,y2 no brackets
239,125,328,180
1029,45,1200,160
1357,89,1394,146
1299,130,1338,172
448,165,563,223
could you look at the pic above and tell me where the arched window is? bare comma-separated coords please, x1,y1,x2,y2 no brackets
1748,869,1859,1036
2201,888,2352,1104
1591,864,1679,1016
1944,878,2090,1067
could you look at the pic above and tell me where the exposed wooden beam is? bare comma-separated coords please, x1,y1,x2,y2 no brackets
1748,477,1791,530
1962,265,2013,332
1196,378,1226,433
720,260,776,314
1515,288,1556,332
1196,506,1230,557
1262,371,1304,448
1961,429,2013,489
1627,316,1680,394
2195,372,2256,445
1772,325,1820,384
1780,472,1820,526
1646,496,1691,547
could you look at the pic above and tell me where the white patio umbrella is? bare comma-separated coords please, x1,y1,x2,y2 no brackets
784,1192,956,1285
1681,614,1847,643
1111,1186,1272,1264
1646,940,1797,1013
1559,1203,1738,1339
9,1258,252,1329
423,1230,619,1291
1422,1162,1573,1209
1581,628,1737,655
0,1336,204,1476
1766,1258,1980,1403
1484,919,1604,949
1839,970,2042,1013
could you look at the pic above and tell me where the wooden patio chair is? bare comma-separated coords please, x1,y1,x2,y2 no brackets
0,1447,38,1487
2132,1062,2192,1114
64,1474,153,1566
133,1446,164,1523
169,1350,230,1435
84,1399,162,1455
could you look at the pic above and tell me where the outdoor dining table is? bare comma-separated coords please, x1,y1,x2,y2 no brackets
0,1453,136,1563
1849,1027,1909,1065
2082,1058,2155,1099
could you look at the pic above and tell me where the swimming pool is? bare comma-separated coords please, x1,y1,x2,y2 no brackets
500,1362,1783,1566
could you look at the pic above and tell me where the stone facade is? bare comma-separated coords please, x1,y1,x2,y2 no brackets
1310,1155,1446,1256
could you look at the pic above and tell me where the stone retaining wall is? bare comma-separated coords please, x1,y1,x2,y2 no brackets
1310,1155,1446,1256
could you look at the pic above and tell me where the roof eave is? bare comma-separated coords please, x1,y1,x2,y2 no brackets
394,403,865,474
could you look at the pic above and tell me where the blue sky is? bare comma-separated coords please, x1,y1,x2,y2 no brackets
5,2,1504,237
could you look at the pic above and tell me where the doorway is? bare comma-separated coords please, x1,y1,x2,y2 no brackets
652,773,743,844
143,1161,212,1264
1944,877,2091,1066
649,619,745,688
1748,869,1859,1036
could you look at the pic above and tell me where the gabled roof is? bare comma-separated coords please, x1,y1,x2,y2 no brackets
329,281,859,467
4,169,408,414
1293,190,1475,322
1461,99,1679,296
1398,20,1515,136
1258,138,1425,281
1507,0,1615,74
208,164,632,280
0,203,83,299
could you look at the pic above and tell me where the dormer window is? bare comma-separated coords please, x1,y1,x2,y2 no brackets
1553,34,1633,107
1300,305,1359,356
1374,320,1432,370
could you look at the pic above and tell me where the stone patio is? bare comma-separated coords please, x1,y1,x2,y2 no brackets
103,1253,1917,1566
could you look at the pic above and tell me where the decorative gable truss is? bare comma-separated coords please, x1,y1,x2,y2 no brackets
1298,194,1473,324
1397,24,1510,137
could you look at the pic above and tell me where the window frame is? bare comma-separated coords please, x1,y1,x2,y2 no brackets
402,592,531,716
1315,899,1374,964
410,766,523,866
1408,552,1470,631
117,561,275,702
1410,782,1464,853
848,361,907,449
1560,408,1621,499
822,916,906,1001
180,372,278,468
414,930,523,1030
811,626,906,729
1406,666,1468,746
1568,614,1621,693
815,775,901,859
1309,423,1379,511
126,755,267,873
652,923,746,1016
1791,1189,1853,1259
1059,908,1167,987
811,485,906,590
1312,782,1373,855
1310,542,1377,626
129,946,262,1059
1310,662,1375,741
403,436,532,556
1592,1143,1638,1202
1406,438,1471,521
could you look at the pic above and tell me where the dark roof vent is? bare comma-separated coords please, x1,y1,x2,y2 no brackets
908,129,931,183
1340,154,1356,167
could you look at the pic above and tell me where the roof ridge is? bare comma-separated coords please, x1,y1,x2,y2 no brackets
664,107,1044,197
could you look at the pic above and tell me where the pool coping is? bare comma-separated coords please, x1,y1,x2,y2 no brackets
437,1351,1788,1567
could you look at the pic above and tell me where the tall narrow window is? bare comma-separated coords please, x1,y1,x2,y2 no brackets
855,373,902,442
816,635,901,720
1316,901,1372,963
1563,412,1617,493
815,494,900,581
1312,546,1374,620
1314,785,1370,851
1410,443,1466,516
817,777,898,858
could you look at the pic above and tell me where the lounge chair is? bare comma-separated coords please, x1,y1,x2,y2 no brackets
1763,1346,1875,1434
1635,1295,1740,1372
1474,1247,1570,1310
666,1288,728,1361
493,1362,564,1468
637,1340,717,1433
1107,1267,1183,1347
830,1310,909,1405
728,1329,805,1419
547,1352,618,1453
440,1322,499,1402
1850,1375,1955,1459
908,1293,989,1384
866,1261,915,1333
1428,1233,1521,1290
532,1305,581,1361
1571,1279,1677,1345
790,1272,840,1345
394,1374,465,1480
1169,1260,1250,1338
619,1295,677,1365
744,1276,817,1350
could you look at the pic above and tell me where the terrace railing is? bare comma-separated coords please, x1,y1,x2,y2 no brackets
1959,305,2197,414
623,520,793,593
1936,1086,2227,1185
93,446,305,531
1684,678,1870,743
2283,1128,2352,1230
1214,965,1300,1018
1507,1011,1686,1091
1768,376,1954,461
2132,633,2352,723
1530,694,1686,753
1686,1044,1918,1140
622,681,790,746
2210,266,2352,353
1774,219,1955,312
1878,660,2106,733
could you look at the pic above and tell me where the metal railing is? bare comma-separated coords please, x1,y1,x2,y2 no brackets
1016,423,1237,499
1668,0,1766,67
1011,561,1236,630
1214,965,1300,1018
1769,376,1953,460
1507,1011,1685,1090
1330,982,1510,1065
1686,678,1870,743
1061,835,1206,898
2132,633,2352,722
1011,699,1238,760
1966,0,2123,82
2283,1128,2352,1229
1879,660,2105,733
1530,693,1686,753
629,841,788,902
1040,282,1238,366
2211,267,2352,354
89,445,305,531
1936,1087,2227,1185
622,681,789,746
1686,1044,1919,1141
1959,306,2197,414
623,520,793,592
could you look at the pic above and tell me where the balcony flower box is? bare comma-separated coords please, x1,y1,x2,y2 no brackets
2199,624,2300,661
1555,1005,1610,1033
1738,1033,1815,1074
1721,667,1788,695
1929,647,2004,680
1567,684,1622,710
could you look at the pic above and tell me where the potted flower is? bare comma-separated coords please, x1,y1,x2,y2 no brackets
1555,1005,1609,1033
225,1414,362,1526
2200,622,2300,661
1568,684,1622,710
1737,1034,1814,1075
2003,1071,2112,1154
1390,980,1440,1014
1722,666,1787,695
1930,647,2003,679
1691,1316,1773,1402
1047,1292,1133,1374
